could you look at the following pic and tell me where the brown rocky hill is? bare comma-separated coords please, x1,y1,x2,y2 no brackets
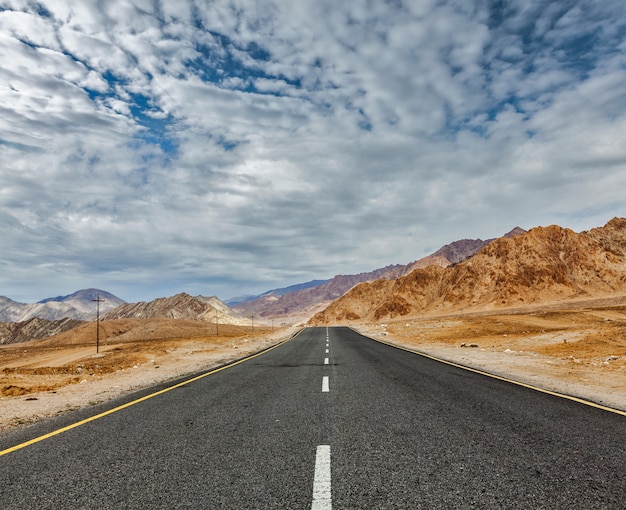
310,218,626,324
32,318,228,347
102,293,247,325
235,228,526,321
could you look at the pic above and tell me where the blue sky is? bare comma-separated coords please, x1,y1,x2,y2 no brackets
1,0,626,303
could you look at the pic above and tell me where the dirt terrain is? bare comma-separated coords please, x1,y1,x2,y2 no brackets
0,320,294,432
1,300,625,433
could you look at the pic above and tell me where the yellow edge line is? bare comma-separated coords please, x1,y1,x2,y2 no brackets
359,330,626,418
0,330,303,458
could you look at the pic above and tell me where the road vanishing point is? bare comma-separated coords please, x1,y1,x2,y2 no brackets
1,327,624,509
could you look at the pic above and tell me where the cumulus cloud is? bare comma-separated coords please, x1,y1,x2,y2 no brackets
1,0,626,302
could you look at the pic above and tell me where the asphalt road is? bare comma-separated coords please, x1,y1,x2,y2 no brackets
0,327,624,509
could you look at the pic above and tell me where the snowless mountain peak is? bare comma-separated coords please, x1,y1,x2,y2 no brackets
0,289,126,322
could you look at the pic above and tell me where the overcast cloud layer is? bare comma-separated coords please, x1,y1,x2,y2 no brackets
2,0,626,303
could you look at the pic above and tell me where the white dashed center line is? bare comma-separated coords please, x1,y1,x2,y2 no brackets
311,445,332,510
322,376,329,392
324,357,329,365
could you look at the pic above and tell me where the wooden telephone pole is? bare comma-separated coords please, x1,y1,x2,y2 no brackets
92,294,105,353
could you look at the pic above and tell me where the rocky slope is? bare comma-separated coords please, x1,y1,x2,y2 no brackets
0,317,84,345
102,292,247,325
310,218,626,324
585,217,626,257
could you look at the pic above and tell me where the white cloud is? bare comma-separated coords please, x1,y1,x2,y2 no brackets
1,0,626,302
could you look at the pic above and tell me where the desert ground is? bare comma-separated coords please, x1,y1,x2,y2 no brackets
2,299,625,433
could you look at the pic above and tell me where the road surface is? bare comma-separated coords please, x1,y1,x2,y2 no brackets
1,327,624,508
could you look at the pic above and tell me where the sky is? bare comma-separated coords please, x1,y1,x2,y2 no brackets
1,0,626,304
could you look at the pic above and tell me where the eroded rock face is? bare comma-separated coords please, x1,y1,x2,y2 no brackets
585,217,626,258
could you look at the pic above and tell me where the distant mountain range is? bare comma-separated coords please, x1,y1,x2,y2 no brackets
233,227,526,321
1,228,527,328
0,291,247,344
225,279,331,306
0,288,125,322
5,218,623,342
310,218,626,324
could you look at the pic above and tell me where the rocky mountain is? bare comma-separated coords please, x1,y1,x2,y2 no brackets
400,227,527,274
102,292,248,325
0,317,84,345
310,218,626,324
235,228,526,321
0,288,125,322
585,217,626,257
226,279,331,306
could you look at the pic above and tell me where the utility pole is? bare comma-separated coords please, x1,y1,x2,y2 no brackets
215,308,219,336
92,294,105,354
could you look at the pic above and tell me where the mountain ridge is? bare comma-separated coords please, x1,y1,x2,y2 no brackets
309,218,626,324
0,288,125,322
234,227,526,321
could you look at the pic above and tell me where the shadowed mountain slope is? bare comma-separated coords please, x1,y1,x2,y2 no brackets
0,317,84,345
